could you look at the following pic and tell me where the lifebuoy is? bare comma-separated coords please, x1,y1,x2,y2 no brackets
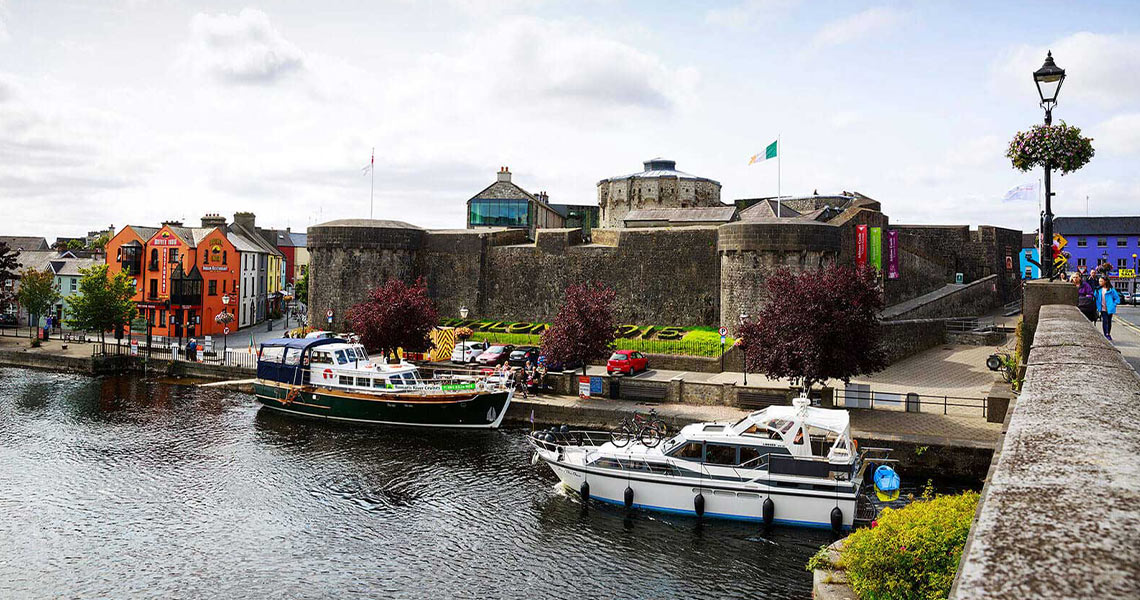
852,439,859,452
284,389,299,404
476,380,486,392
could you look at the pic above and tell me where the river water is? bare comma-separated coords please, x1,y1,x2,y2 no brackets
0,368,832,599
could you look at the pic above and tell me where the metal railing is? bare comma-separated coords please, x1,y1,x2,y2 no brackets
92,341,259,370
945,316,999,334
835,388,988,418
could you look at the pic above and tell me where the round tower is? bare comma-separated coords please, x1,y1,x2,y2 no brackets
597,158,721,229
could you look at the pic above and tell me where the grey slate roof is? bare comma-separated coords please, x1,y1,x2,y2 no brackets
739,199,804,220
288,232,307,247
0,236,49,251
599,158,720,186
623,206,738,224
46,257,98,277
1053,216,1140,236
314,219,421,230
13,251,57,271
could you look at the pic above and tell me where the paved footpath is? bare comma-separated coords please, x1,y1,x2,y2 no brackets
1112,307,1140,375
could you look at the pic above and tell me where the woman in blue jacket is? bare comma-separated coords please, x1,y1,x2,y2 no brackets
1094,276,1123,340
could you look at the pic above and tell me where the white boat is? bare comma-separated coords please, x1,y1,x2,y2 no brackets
528,397,890,530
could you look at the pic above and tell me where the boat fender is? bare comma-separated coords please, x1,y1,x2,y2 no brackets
830,507,843,533
560,424,569,434
694,493,705,518
624,486,634,509
762,498,774,526
580,481,590,504
530,452,539,466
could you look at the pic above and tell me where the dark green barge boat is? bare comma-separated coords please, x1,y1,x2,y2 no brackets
254,338,513,429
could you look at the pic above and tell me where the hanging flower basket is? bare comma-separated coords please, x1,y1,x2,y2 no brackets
1006,121,1094,175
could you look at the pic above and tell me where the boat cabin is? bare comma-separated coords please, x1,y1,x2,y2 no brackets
257,338,422,389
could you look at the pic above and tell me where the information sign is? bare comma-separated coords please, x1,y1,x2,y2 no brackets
578,376,591,399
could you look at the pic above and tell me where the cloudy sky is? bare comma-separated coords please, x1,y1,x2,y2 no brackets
1,0,1138,241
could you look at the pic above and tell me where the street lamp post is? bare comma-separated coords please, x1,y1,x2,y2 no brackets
1133,253,1138,305
738,312,749,386
457,305,470,355
1033,51,1066,280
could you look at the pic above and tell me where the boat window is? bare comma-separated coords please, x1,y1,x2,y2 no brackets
401,372,416,383
310,351,332,364
335,350,352,365
356,377,371,387
260,346,285,363
283,347,302,366
373,377,390,389
672,442,704,460
739,446,762,467
705,444,737,465
338,375,353,386
661,435,684,454
354,347,368,359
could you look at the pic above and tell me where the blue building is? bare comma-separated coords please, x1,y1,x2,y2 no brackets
1020,232,1039,280
1054,216,1140,296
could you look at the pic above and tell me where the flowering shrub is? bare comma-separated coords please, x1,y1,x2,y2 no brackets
840,491,980,600
1006,122,1094,175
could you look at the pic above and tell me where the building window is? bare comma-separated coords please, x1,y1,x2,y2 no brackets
1025,268,1032,279
468,198,532,228
223,251,227,265
1024,251,1031,261
1077,258,1086,267
69,278,77,292
208,280,217,296
1097,238,1107,247
1118,238,1128,247
1115,282,1129,293
149,279,158,298
1120,258,1128,269
1077,237,1087,247
149,248,159,270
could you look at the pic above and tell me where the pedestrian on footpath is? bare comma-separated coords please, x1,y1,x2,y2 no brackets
1072,273,1096,322
1094,276,1122,341
513,366,528,399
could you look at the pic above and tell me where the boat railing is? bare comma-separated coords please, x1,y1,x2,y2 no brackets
296,367,513,394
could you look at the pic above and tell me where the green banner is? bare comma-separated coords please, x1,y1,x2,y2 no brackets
869,227,882,271
441,383,477,392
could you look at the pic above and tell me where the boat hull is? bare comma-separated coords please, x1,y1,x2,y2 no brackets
541,457,857,529
253,381,512,429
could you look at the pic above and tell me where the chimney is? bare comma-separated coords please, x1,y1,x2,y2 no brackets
161,220,183,227
233,212,256,231
497,166,511,183
201,213,227,228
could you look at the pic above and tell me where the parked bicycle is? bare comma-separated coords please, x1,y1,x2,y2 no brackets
610,408,669,448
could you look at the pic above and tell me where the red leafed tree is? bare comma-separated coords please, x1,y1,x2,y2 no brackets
541,281,617,375
737,264,887,394
347,278,439,360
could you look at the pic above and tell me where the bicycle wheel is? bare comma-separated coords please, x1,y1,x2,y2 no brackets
610,424,633,448
639,424,663,448
650,418,669,438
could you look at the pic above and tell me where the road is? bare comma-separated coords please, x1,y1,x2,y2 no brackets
1111,305,1140,375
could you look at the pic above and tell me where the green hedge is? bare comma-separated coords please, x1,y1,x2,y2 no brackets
835,490,980,600
461,331,730,357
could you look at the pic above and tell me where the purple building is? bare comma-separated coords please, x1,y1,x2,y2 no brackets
1054,216,1140,296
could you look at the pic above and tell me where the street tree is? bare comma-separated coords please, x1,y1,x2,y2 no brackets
0,241,19,313
541,281,617,375
737,264,886,395
347,278,438,360
66,264,138,343
294,269,308,305
15,268,60,334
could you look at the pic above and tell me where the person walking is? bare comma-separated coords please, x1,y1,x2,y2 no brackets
1072,273,1096,322
513,366,529,399
1094,276,1123,340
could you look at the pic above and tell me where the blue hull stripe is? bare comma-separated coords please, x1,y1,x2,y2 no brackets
589,495,847,530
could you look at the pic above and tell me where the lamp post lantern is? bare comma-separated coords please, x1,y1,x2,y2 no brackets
459,305,469,320
1033,51,1066,280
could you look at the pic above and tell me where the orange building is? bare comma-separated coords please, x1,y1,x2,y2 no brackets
106,221,240,340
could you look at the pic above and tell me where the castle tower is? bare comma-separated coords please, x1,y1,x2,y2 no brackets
596,158,722,228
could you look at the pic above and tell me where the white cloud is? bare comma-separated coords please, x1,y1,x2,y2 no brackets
180,8,305,85
1094,113,1140,156
993,32,1140,110
0,0,10,43
705,0,801,30
812,7,901,48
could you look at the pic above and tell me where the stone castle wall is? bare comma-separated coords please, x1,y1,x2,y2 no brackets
308,218,1021,331
598,178,722,228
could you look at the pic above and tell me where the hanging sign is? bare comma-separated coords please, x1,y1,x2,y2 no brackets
869,227,882,271
887,230,900,280
855,225,868,267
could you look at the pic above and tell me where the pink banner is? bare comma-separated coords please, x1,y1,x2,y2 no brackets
855,225,868,267
887,229,900,280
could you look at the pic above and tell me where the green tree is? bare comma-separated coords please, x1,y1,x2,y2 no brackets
0,241,19,313
16,268,59,334
87,234,110,250
66,239,85,251
66,264,137,342
294,268,308,305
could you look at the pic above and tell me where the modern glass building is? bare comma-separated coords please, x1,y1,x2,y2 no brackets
466,167,571,237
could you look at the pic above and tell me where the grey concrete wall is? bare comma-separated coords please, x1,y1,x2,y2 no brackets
885,275,1003,321
950,305,1140,599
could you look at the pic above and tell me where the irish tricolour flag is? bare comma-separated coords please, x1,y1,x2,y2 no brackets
749,140,778,165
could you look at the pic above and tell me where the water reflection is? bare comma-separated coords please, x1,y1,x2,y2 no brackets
0,368,827,599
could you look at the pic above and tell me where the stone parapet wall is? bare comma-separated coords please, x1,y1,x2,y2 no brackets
879,318,947,364
949,305,1140,599
884,275,1002,321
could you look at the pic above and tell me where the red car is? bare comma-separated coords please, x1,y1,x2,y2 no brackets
475,345,515,366
607,350,648,375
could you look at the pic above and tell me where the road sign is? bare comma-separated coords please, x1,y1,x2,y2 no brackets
222,294,230,305
1053,233,1068,250
326,309,334,318
955,273,964,284
1119,268,1136,278
718,326,728,337
224,326,230,334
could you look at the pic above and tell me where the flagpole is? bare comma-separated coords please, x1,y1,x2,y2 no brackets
369,147,375,219
777,134,781,218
